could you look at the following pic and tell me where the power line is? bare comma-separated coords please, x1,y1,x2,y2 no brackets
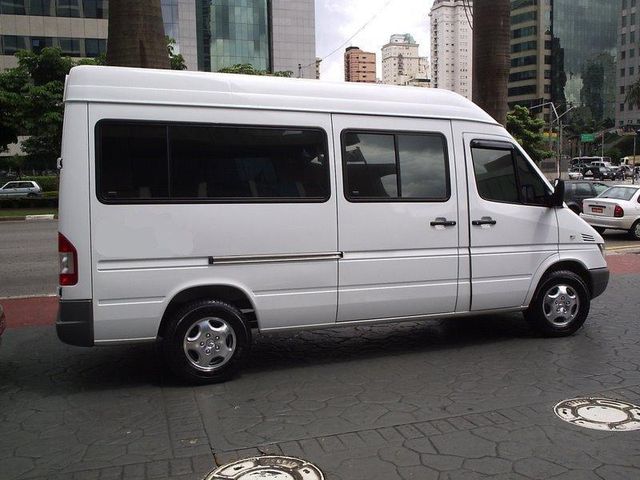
300,0,397,72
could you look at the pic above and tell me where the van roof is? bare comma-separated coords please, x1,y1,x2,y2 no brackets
65,65,498,125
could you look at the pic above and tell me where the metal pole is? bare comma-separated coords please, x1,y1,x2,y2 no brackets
558,121,562,178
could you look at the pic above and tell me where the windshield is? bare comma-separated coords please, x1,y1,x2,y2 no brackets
598,186,639,201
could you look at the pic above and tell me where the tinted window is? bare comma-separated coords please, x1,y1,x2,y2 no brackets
515,151,549,204
98,124,169,200
97,122,329,203
343,131,449,201
344,133,397,198
472,144,549,205
472,147,519,203
169,126,328,200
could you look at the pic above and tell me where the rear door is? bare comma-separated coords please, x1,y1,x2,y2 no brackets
463,134,558,311
333,115,459,322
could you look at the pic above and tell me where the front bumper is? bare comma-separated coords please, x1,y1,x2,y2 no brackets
580,213,635,231
56,300,94,347
589,267,610,299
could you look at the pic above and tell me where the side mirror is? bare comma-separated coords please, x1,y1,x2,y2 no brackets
548,178,565,208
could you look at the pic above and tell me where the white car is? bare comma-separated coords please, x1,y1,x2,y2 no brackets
581,185,640,240
0,180,42,197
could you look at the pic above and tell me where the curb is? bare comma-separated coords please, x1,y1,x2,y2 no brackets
0,215,57,222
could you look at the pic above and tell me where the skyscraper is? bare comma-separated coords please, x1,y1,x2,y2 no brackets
196,0,316,78
344,46,376,83
429,0,473,99
381,33,429,86
617,0,640,127
509,0,619,123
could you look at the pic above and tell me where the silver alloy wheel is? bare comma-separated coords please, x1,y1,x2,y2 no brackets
542,284,580,327
182,317,236,372
634,222,640,239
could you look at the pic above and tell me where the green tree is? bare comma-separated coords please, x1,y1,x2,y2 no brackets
167,37,187,70
217,63,293,77
0,48,103,168
626,79,640,109
506,105,554,163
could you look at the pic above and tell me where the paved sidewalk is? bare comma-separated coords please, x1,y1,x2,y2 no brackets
1,274,640,479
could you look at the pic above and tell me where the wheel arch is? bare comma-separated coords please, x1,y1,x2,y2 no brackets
525,257,592,306
158,283,258,340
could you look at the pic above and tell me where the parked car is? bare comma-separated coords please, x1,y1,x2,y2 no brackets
564,181,609,214
581,185,640,239
56,66,609,383
583,166,616,180
0,180,42,197
0,304,5,346
567,167,583,180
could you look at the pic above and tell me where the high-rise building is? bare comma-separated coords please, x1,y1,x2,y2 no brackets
344,46,376,83
617,0,640,127
509,0,619,123
1,1,316,78
381,33,429,86
429,0,473,99
196,0,316,78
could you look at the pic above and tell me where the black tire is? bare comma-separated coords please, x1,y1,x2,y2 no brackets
162,300,251,384
525,270,590,337
629,220,640,241
593,226,606,235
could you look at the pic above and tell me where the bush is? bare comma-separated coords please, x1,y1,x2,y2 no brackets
0,197,58,209
22,175,58,192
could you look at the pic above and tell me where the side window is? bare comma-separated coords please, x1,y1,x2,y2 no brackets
343,130,449,201
574,183,593,196
514,151,549,204
471,142,549,205
471,146,519,203
593,183,609,196
97,121,329,203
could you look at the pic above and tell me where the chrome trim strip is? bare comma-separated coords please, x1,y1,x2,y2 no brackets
209,252,343,265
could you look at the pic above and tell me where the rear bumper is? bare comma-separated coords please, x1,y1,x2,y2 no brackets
56,300,94,347
580,213,635,230
589,267,610,299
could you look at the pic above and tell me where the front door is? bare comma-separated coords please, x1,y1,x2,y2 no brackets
333,115,459,322
463,134,558,311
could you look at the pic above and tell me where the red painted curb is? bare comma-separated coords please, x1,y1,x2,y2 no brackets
1,296,58,329
606,253,640,275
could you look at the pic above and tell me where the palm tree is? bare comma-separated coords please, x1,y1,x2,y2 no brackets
472,0,511,125
626,79,640,110
106,0,170,69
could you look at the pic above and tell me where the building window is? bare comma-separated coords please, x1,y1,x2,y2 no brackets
632,13,637,26
622,68,627,77
621,103,626,112
622,50,627,60
631,67,635,76
621,85,626,94
511,55,537,68
623,16,628,27
512,26,537,39
632,49,636,58
622,33,627,45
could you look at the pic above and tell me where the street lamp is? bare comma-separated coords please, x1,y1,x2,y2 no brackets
529,102,576,178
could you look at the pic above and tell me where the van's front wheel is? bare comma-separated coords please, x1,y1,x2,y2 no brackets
162,300,251,384
525,270,590,337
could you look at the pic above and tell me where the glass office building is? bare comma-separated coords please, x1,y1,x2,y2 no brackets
509,0,619,122
196,0,270,73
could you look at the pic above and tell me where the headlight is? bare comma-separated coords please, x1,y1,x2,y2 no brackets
598,243,606,256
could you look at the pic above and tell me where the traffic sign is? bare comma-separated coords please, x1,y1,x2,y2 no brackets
581,133,596,142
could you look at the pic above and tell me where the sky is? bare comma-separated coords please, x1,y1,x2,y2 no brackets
315,0,435,82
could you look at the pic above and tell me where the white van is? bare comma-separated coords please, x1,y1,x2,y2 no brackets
57,66,609,383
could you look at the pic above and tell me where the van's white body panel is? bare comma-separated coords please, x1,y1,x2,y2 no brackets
57,66,608,345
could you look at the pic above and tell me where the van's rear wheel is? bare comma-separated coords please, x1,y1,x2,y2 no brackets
162,300,251,384
525,270,590,337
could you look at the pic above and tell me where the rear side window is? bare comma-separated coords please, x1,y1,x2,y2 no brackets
97,122,329,203
342,130,449,201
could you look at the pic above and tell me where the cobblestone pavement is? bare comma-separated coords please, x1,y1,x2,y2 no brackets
1,274,640,479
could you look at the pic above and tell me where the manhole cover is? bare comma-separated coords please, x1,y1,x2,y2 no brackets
205,456,324,480
554,397,640,431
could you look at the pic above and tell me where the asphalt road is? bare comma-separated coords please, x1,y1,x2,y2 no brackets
0,219,58,298
0,219,638,299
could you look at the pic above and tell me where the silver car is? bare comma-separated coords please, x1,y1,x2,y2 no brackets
0,180,42,197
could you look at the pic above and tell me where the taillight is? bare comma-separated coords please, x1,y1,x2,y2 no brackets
614,205,624,218
58,233,78,286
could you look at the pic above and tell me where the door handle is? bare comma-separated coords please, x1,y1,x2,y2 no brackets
430,217,457,227
472,217,497,226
